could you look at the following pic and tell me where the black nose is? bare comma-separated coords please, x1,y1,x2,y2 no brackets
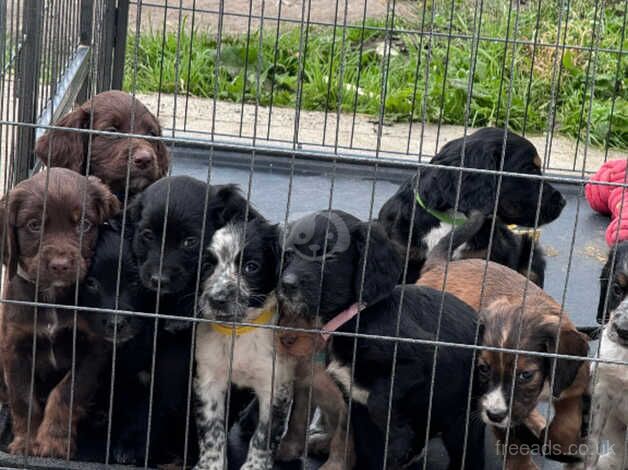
552,191,567,209
281,273,298,294
486,410,508,423
150,273,171,289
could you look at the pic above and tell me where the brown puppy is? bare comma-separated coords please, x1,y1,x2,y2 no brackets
35,90,169,195
0,168,119,458
417,216,589,469
276,313,356,470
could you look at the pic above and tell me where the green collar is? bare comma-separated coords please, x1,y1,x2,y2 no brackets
415,192,467,226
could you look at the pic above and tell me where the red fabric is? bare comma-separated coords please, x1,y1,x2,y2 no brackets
608,187,628,218
606,212,628,246
586,160,628,214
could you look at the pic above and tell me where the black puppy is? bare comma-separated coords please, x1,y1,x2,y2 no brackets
125,176,259,465
598,241,628,324
378,127,565,285
277,210,485,470
79,221,201,466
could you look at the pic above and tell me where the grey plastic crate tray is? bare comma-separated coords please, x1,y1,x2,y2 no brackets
0,148,605,469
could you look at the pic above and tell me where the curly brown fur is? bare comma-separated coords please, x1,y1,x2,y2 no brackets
0,168,119,458
35,91,169,196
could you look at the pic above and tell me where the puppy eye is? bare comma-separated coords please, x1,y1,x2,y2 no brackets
612,282,624,297
477,362,490,376
142,229,154,241
243,261,260,274
104,126,118,133
84,277,99,291
77,219,93,234
516,371,534,382
146,129,158,137
183,237,199,248
26,219,42,232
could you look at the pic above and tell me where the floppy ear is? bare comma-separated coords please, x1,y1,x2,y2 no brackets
541,320,589,398
210,184,256,226
351,221,402,305
35,106,89,172
419,140,498,215
87,176,120,223
0,190,24,279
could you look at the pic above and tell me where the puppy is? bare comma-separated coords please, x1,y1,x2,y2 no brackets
418,218,590,468
126,176,258,466
0,168,119,458
276,210,486,470
378,127,565,284
35,90,169,196
194,217,294,470
597,241,628,325
275,308,357,470
585,296,628,470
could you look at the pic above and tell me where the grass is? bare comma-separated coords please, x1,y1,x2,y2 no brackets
124,0,627,150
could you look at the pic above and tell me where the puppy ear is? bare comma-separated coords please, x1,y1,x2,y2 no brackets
541,319,589,398
35,106,89,172
420,142,498,215
87,176,120,223
210,184,256,226
0,189,26,279
351,221,401,305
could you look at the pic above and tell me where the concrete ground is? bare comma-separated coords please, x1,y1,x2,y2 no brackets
129,0,419,35
140,92,627,175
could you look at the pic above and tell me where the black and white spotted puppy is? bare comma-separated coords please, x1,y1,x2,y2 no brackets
585,296,628,470
194,217,295,470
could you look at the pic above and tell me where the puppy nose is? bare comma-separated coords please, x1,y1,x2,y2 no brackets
48,256,73,275
281,273,298,293
208,291,231,310
552,191,566,209
486,410,508,423
280,334,298,348
133,149,154,170
150,273,171,289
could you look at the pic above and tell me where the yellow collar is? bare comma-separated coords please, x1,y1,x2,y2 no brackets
211,308,275,336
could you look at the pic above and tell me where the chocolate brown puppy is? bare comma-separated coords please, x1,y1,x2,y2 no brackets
35,90,169,196
0,168,119,458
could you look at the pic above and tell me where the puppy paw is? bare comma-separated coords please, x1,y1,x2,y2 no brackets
8,435,32,455
596,454,623,470
319,460,349,470
276,438,304,461
32,435,74,458
307,431,332,457
241,449,273,470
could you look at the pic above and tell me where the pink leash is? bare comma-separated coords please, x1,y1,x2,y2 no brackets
321,303,364,342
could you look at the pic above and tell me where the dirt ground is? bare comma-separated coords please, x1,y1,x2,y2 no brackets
128,0,418,34
140,92,627,173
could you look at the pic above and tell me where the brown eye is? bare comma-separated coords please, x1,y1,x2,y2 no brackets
183,237,198,248
104,126,118,133
27,219,42,232
517,370,534,382
477,362,490,376
244,261,259,274
142,229,154,241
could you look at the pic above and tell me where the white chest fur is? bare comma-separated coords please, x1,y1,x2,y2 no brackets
593,333,628,422
195,317,295,392
423,222,467,259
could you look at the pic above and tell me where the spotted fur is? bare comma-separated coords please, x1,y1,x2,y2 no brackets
194,220,295,470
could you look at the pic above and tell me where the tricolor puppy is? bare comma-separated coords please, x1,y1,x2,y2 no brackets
585,296,628,470
378,127,565,285
276,210,486,470
597,241,628,325
0,168,119,458
194,217,294,470
418,216,590,468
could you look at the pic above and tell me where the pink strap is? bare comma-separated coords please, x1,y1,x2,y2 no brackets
321,303,364,342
